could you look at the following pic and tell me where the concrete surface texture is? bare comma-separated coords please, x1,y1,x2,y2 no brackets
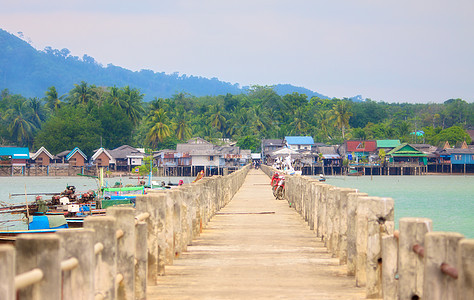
148,169,366,299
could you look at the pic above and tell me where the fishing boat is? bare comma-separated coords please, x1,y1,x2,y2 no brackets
347,167,364,176
100,186,146,208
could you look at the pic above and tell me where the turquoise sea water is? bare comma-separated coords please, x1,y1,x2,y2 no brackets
0,175,193,230
321,175,474,238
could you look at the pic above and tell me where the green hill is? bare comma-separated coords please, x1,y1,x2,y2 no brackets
0,29,327,100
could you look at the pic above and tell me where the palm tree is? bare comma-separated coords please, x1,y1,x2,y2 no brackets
5,100,36,146
27,97,47,128
146,108,171,149
209,104,227,133
316,110,332,140
107,85,125,108
45,86,64,111
121,86,144,126
174,107,192,141
289,107,309,135
330,101,352,139
69,81,93,106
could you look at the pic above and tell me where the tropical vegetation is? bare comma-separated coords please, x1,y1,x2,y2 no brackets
0,84,473,157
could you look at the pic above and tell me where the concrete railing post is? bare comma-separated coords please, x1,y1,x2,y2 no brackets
398,217,432,300
382,235,398,300
365,197,394,299
318,184,331,243
458,239,474,298
355,196,394,293
135,192,166,281
326,187,340,254
107,206,136,300
16,234,61,300
346,192,368,276
135,221,147,300
84,216,117,299
423,232,464,300
337,188,357,264
57,228,95,300
0,245,15,300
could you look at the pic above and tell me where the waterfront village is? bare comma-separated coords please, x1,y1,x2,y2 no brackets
1,135,474,177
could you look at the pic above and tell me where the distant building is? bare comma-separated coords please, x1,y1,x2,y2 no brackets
30,146,53,166
0,146,30,166
108,145,144,171
65,147,87,167
284,136,314,151
261,139,285,163
91,147,115,168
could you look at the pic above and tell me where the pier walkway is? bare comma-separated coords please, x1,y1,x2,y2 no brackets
147,169,365,299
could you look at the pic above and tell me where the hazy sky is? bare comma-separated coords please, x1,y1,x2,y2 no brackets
1,0,473,103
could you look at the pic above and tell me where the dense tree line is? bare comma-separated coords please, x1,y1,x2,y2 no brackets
0,84,472,156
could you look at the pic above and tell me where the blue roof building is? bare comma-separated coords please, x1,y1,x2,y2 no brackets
285,136,314,150
0,147,30,159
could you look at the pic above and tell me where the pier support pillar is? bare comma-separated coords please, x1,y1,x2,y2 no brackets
0,245,15,300
16,234,61,300
458,239,474,299
57,229,95,300
423,232,464,300
84,216,117,299
398,217,432,300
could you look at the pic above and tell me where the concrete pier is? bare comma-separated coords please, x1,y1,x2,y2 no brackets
147,169,365,299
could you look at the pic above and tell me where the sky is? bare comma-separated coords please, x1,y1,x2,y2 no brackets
1,0,473,103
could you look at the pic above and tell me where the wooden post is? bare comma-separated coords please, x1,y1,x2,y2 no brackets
57,229,95,300
458,239,474,299
0,245,15,300
107,206,136,300
423,232,464,300
16,234,61,300
84,216,117,299
398,217,432,300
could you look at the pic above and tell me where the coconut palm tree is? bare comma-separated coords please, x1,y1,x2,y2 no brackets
107,85,125,108
5,100,36,146
174,107,192,141
69,81,93,106
121,86,144,126
45,86,64,111
27,97,47,128
330,101,353,140
209,104,227,133
146,108,171,149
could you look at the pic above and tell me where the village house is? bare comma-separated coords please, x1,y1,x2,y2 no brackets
340,140,377,162
108,145,144,171
90,147,115,168
285,136,314,151
261,139,285,163
30,146,54,166
386,143,427,165
65,147,87,167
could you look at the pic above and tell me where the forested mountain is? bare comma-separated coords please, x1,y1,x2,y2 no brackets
0,29,327,100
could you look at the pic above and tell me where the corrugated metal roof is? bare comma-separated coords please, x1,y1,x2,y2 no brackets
0,147,30,159
376,140,401,148
285,136,314,145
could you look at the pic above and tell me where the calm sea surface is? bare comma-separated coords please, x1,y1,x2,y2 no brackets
1,175,473,237
320,175,474,238
0,175,193,230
